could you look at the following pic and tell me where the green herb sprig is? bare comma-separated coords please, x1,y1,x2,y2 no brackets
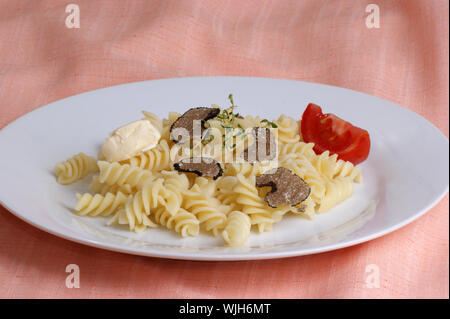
260,119,278,128
204,94,248,150
215,94,240,127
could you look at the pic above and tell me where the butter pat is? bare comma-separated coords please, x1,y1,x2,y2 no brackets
101,119,161,162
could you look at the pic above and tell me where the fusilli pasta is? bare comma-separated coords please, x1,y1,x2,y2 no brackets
107,202,157,233
161,111,181,142
88,175,134,195
120,139,171,172
274,115,301,144
234,174,289,233
222,211,251,246
75,191,128,217
142,111,163,133
318,176,354,213
97,161,154,189
182,182,229,236
154,207,199,237
55,153,98,185
310,151,362,182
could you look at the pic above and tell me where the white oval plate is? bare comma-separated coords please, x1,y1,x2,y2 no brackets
0,77,448,261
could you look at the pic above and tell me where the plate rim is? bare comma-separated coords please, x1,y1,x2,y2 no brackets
0,76,448,261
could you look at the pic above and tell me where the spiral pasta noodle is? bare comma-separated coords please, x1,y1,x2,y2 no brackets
108,203,157,233
311,151,362,182
234,174,289,233
274,115,301,144
120,139,171,172
55,153,98,185
117,177,166,227
154,207,199,237
215,176,239,209
278,141,316,160
223,162,266,179
88,175,134,195
293,196,317,219
191,176,216,196
318,176,354,213
108,179,163,233
280,156,326,203
222,211,251,246
160,111,181,142
107,175,185,233
142,111,163,133
182,183,228,236
235,115,263,129
159,170,190,215
75,191,128,217
107,170,191,233
97,161,154,189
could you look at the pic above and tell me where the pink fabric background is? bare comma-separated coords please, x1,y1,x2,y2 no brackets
0,0,448,298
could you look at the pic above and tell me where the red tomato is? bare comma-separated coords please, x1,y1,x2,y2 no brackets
300,103,370,165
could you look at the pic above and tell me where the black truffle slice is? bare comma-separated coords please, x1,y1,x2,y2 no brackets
173,157,223,180
170,107,220,143
255,167,310,208
242,127,277,162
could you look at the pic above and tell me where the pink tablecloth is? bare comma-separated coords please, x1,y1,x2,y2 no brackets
0,0,448,298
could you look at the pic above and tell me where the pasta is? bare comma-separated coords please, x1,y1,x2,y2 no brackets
278,141,316,160
161,111,181,142
159,170,190,214
154,207,199,237
233,174,289,233
88,175,134,195
222,211,251,246
55,153,98,185
235,115,263,129
280,156,326,203
215,176,239,210
107,171,190,233
223,162,262,178
75,191,128,217
317,176,354,213
107,204,157,233
56,100,364,247
182,181,229,236
310,151,362,182
120,139,171,172
290,196,317,220
274,115,301,144
97,161,154,189
279,142,362,182
142,111,163,133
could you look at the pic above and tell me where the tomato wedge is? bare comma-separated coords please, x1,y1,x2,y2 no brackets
300,103,370,165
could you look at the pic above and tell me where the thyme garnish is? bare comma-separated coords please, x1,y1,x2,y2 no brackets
204,94,249,150
216,94,239,127
260,119,278,128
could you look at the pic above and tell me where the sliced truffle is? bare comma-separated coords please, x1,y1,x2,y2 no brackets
170,107,220,143
255,167,310,208
173,157,223,180
242,127,277,162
